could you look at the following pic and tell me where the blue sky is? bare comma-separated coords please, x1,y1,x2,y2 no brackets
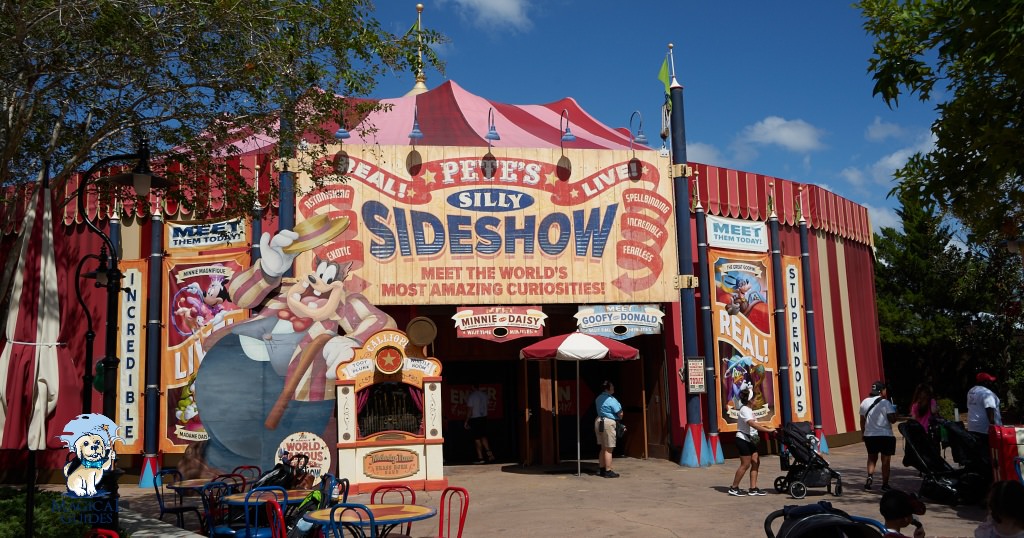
369,1,939,232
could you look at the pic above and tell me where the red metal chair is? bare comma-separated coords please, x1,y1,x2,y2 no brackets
265,497,288,538
438,486,470,538
232,465,262,489
370,484,416,536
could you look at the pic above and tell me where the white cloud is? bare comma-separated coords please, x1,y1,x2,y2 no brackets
865,117,905,142
869,131,936,184
840,166,866,188
737,116,826,153
864,203,901,233
442,0,533,32
686,142,723,166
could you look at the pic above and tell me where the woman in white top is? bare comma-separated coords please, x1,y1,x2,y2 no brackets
728,385,776,496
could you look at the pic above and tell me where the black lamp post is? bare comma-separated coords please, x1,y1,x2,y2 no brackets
75,139,170,529
74,250,104,414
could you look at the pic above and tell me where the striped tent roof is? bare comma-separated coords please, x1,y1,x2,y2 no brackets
1,80,873,244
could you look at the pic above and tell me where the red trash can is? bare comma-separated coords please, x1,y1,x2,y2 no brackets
988,425,1024,481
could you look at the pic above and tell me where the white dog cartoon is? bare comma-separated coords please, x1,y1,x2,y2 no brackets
58,414,123,497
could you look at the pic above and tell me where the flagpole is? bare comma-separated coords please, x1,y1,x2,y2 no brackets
666,44,710,468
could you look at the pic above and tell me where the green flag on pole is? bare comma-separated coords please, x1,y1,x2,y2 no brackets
404,20,419,38
658,57,672,112
658,57,671,96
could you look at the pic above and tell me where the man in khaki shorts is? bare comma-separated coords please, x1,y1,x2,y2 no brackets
594,381,623,478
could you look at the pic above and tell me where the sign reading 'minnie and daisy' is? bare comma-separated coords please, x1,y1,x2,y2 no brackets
452,306,546,341
575,304,664,340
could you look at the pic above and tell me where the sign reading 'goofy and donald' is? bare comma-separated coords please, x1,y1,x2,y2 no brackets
295,145,677,305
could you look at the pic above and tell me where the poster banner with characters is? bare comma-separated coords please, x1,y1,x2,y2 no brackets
783,255,812,423
160,252,249,452
293,145,678,305
116,259,147,452
710,248,780,431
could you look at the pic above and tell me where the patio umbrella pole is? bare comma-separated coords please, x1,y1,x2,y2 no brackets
576,362,580,476
26,449,35,536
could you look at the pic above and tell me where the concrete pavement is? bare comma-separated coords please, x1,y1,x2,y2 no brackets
100,439,988,537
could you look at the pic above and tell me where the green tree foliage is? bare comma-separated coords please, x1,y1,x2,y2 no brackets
875,191,1024,417
0,0,443,217
858,0,1024,238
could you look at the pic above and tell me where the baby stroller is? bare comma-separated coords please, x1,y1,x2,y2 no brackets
775,421,843,498
764,501,883,537
939,419,992,478
897,419,988,505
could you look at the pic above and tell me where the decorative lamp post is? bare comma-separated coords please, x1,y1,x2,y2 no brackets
74,250,107,414
75,139,171,529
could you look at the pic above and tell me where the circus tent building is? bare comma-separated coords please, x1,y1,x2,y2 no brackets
0,78,881,481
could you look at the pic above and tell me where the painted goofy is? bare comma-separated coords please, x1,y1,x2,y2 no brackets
192,216,396,472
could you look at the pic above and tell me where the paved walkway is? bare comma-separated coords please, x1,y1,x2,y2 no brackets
97,440,987,537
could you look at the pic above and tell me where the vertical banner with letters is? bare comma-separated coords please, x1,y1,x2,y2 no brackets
783,255,812,422
117,259,147,452
160,252,249,452
709,248,780,431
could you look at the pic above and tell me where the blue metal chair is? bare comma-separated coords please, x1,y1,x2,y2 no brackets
199,481,236,537
324,503,377,538
153,468,202,529
242,486,289,538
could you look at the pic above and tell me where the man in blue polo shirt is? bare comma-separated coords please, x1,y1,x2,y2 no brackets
595,380,623,478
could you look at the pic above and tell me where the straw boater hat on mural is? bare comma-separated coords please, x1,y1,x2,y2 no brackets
283,213,350,254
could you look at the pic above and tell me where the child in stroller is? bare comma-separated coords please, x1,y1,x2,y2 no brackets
897,419,988,505
775,421,843,499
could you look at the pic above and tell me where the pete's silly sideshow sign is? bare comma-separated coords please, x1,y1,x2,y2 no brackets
295,145,677,305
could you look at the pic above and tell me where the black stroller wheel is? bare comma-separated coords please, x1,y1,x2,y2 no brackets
774,476,788,493
789,481,808,499
833,480,843,496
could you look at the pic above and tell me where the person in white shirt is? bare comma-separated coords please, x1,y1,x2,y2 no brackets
727,384,776,496
464,384,495,464
860,380,897,491
967,372,1001,473
967,373,1002,436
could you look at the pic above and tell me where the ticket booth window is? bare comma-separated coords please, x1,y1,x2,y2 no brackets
357,382,424,437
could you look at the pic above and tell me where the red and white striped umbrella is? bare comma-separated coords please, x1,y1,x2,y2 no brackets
0,177,64,451
521,332,638,476
520,332,638,362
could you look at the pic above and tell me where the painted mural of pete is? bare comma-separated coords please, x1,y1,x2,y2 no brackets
193,214,397,472
58,414,124,497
